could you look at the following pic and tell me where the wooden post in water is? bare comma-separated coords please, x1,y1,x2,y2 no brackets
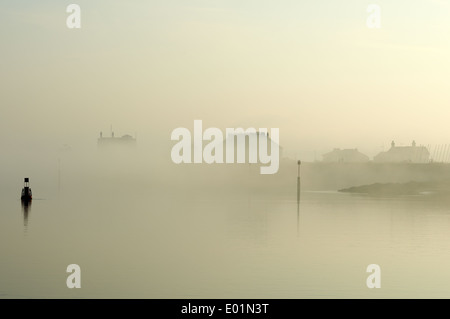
58,158,61,195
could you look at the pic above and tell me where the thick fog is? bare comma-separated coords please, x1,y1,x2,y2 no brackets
2,0,450,196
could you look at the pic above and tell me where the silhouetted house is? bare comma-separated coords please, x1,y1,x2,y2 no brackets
98,131,136,149
322,148,369,163
374,140,429,163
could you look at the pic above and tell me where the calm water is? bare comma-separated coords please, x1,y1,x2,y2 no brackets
2,167,450,298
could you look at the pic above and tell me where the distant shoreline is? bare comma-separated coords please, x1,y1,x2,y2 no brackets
338,179,450,196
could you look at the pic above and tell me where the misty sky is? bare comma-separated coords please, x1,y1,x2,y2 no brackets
1,0,450,160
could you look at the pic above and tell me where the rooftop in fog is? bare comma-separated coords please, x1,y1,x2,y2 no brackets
97,131,136,148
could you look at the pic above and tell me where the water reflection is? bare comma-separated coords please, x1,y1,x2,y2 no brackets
297,195,301,236
21,199,32,229
297,160,301,236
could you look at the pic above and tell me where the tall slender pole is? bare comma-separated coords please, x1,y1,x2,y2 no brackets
58,158,61,195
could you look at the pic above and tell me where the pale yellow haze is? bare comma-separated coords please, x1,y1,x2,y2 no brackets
1,0,450,160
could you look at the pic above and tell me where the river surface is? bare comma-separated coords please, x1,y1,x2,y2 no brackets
2,165,450,299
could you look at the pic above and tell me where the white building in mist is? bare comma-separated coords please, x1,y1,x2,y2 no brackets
374,141,429,163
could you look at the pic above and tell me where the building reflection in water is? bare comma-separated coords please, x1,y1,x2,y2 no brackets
21,199,32,229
